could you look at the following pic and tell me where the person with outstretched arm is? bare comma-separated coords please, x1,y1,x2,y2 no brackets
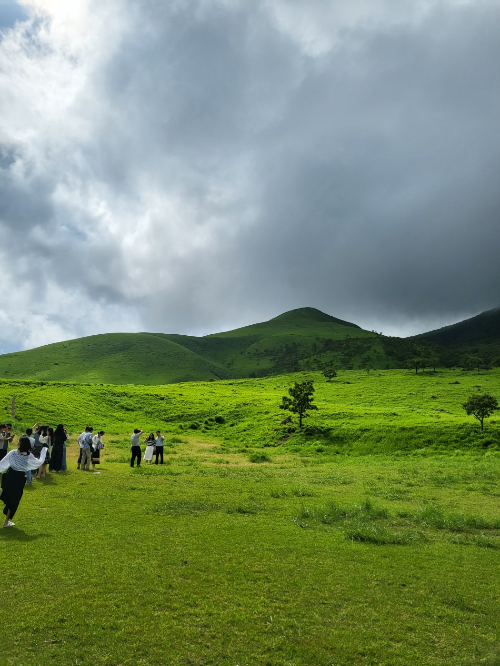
0,436,47,527
130,429,143,467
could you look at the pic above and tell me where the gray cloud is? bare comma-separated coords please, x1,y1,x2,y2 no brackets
0,0,499,349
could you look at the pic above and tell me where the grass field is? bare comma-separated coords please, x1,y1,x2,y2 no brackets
1,369,499,665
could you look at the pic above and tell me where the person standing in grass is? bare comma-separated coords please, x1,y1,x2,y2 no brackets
24,428,36,484
0,425,11,462
0,436,47,527
78,426,93,471
154,430,165,465
31,423,41,457
143,432,155,465
61,428,69,471
91,431,105,471
35,427,51,479
49,424,68,472
130,428,143,467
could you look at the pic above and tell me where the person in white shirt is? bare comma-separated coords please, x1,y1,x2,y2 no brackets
0,436,47,527
154,430,165,465
130,429,143,467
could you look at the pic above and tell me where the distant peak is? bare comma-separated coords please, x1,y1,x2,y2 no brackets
271,307,360,328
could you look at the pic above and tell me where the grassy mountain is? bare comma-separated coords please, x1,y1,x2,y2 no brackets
414,307,500,364
0,307,439,385
0,333,233,385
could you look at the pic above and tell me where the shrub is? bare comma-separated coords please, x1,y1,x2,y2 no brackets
248,452,271,463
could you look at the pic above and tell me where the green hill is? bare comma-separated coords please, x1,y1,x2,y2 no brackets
0,333,233,384
0,307,440,384
414,307,500,364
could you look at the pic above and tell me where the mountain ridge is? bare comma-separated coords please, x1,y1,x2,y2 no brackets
1,306,498,385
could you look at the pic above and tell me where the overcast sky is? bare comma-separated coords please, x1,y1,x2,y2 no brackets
0,0,499,352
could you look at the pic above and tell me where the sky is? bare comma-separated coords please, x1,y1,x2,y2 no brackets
1,0,499,352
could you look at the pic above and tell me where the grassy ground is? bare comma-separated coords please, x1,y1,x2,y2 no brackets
1,369,499,665
0,440,499,666
1,368,500,453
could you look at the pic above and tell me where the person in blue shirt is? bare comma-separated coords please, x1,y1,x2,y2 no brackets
78,426,93,471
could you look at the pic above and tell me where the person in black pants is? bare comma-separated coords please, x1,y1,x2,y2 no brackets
130,428,143,467
154,430,164,465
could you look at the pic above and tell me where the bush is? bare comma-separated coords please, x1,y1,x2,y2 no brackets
248,452,271,463
215,415,226,424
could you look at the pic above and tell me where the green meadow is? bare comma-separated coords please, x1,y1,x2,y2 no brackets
1,368,499,665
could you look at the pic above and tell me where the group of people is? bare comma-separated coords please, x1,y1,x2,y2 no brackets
76,426,105,472
0,422,169,528
0,422,72,528
1,422,71,479
130,429,166,466
0,422,106,528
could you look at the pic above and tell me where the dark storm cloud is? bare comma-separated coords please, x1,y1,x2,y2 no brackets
1,0,500,347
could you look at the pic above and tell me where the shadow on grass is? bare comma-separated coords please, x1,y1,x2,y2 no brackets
32,473,57,486
0,528,51,542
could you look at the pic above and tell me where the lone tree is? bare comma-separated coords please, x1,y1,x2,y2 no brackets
280,380,317,428
462,393,498,431
463,354,483,373
322,363,337,382
360,359,372,374
406,357,423,374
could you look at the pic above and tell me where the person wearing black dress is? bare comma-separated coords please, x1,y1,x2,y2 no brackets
49,424,67,472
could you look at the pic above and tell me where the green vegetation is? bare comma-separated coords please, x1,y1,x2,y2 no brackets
0,369,499,664
415,306,500,365
0,307,442,385
280,379,317,427
463,393,498,431
1,435,499,664
322,362,338,381
1,367,500,453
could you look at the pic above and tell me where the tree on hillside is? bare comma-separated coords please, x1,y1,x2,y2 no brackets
322,363,337,382
406,357,423,374
360,358,373,374
280,380,317,428
462,393,498,431
462,354,483,373
428,355,440,372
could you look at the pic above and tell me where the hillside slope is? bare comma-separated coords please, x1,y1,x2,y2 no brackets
0,333,233,384
415,308,500,346
415,307,500,362
0,307,439,384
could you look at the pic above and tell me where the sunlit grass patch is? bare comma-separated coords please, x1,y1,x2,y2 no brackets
401,502,500,532
365,484,411,500
345,522,424,545
227,504,262,515
295,498,389,528
147,499,219,515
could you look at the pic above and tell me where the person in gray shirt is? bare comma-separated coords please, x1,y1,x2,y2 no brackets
130,429,143,467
